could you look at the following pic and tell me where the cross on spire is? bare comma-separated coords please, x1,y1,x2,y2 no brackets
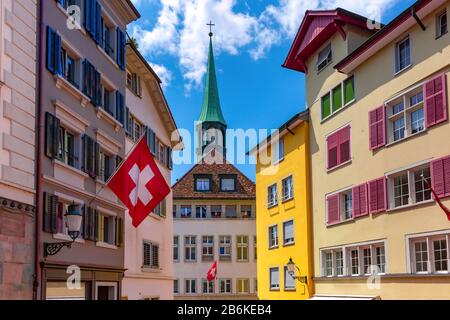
207,20,215,37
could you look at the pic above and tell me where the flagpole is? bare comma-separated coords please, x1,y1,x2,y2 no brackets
421,174,450,221
87,133,147,207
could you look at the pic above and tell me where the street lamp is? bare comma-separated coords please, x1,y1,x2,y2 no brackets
287,257,308,284
44,203,82,257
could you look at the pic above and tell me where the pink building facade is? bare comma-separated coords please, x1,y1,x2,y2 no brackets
121,44,181,300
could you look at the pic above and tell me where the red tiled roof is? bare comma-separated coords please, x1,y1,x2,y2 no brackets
172,154,255,200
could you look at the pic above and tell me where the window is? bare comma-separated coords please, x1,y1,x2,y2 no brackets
342,190,353,221
219,279,232,294
202,236,214,261
196,206,207,219
362,247,372,275
335,250,344,276
97,213,116,246
195,176,211,191
237,279,249,294
98,150,112,182
211,205,222,218
324,251,333,276
284,266,296,290
173,236,179,262
143,241,159,269
327,125,351,170
57,127,76,168
126,70,142,97
388,165,431,209
437,11,448,38
220,176,236,192
131,115,143,142
240,205,252,218
395,36,411,73
269,268,280,290
153,199,166,218
267,184,278,207
173,280,179,294
273,137,284,163
269,225,278,249
61,48,78,87
237,236,249,262
317,43,332,72
410,233,449,274
322,242,386,277
219,236,231,261
375,246,386,274
180,205,192,218
173,205,177,218
283,220,294,246
282,176,294,202
254,236,257,260
350,249,360,275
184,236,196,262
101,17,114,58
225,205,237,218
185,279,196,294
321,77,355,120
103,88,113,116
202,279,214,294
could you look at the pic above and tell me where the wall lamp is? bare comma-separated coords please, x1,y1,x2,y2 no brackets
44,203,82,257
287,257,308,284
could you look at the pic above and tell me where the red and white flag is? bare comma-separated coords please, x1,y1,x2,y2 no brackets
107,136,171,228
423,175,450,221
207,261,218,282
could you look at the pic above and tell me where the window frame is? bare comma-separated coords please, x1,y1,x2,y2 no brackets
268,225,279,249
184,235,197,262
269,267,280,291
284,266,296,291
321,76,356,121
408,232,450,274
281,175,294,202
267,183,278,208
236,278,250,294
219,235,232,261
142,240,159,269
394,35,412,74
194,175,212,192
184,279,197,295
236,235,249,262
201,279,215,294
219,279,232,294
282,220,295,246
316,43,332,73
173,235,179,262
219,174,237,192
202,235,214,261
436,10,448,38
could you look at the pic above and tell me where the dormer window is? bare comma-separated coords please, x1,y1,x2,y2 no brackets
317,43,332,72
220,175,237,192
194,175,211,192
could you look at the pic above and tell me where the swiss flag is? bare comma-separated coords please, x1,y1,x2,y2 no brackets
207,261,218,282
107,136,171,228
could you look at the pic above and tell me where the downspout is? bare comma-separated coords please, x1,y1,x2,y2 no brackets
411,6,426,31
33,0,44,300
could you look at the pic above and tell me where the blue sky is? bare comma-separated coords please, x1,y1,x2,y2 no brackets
129,0,417,184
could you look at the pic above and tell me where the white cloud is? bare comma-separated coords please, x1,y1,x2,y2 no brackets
132,0,401,90
150,63,173,88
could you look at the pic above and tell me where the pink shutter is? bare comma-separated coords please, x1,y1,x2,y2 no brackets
425,73,448,128
327,133,339,169
368,178,386,214
352,186,361,217
431,158,445,197
431,155,450,198
327,194,340,225
353,184,368,218
339,126,351,164
369,106,386,150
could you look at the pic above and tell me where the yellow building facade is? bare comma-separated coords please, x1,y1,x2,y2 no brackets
252,112,314,300
285,1,450,299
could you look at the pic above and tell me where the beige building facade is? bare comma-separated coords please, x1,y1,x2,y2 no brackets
285,0,450,299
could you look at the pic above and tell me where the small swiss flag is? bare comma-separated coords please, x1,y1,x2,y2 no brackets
107,136,171,228
207,261,218,282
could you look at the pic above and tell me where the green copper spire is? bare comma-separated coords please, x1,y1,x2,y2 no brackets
198,33,227,126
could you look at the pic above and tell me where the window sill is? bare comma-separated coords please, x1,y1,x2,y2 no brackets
56,3,86,36
54,74,90,108
95,242,118,250
267,203,279,209
385,129,427,148
141,267,161,273
53,159,89,178
53,233,85,244
269,288,280,292
96,107,123,132
394,64,413,77
269,246,279,250
284,288,296,292
387,199,434,213
97,45,119,69
281,197,294,204
320,99,356,124
327,159,353,173
436,31,448,40
283,242,296,247
326,218,355,228
273,158,284,166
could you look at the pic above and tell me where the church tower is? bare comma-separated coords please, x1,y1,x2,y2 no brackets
196,26,227,161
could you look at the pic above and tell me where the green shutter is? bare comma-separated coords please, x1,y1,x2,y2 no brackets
321,93,331,120
332,85,343,112
49,194,58,234
344,76,355,105
45,113,60,159
82,205,89,240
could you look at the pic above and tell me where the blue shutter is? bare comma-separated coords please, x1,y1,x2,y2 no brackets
46,27,55,74
95,2,102,45
95,70,101,106
115,91,125,126
116,28,126,70
54,33,62,75
84,0,92,34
